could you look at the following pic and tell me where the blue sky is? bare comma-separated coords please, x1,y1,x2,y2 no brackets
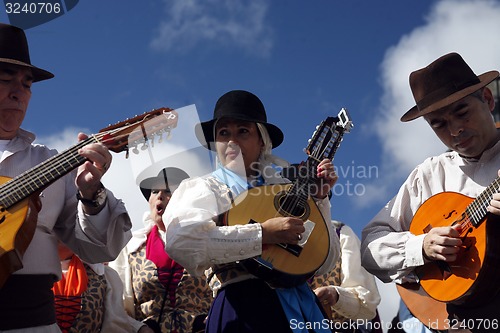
3,0,500,327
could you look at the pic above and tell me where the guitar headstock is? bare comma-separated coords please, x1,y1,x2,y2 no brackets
98,107,179,154
305,108,353,162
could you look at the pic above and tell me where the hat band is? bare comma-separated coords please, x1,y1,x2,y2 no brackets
416,77,480,111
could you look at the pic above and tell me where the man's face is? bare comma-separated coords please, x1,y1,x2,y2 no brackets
424,88,498,159
0,64,32,139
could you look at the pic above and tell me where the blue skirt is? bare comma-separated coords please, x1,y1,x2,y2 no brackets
206,278,293,333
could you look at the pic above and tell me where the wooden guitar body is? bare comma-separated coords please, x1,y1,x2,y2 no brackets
409,191,500,305
224,184,330,288
396,283,448,330
0,176,39,288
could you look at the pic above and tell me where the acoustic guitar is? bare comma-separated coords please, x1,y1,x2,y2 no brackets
0,107,178,288
397,177,500,323
223,108,353,288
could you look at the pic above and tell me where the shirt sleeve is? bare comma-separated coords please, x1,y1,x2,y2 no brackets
360,167,427,283
164,178,263,276
331,224,381,320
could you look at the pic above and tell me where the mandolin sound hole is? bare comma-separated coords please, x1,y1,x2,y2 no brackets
274,191,310,220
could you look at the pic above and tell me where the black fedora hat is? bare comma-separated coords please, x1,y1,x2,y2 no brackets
196,90,284,150
0,23,54,82
401,52,499,122
139,167,189,200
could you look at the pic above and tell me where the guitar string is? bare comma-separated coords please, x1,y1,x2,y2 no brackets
0,115,168,209
280,125,332,215
454,178,500,236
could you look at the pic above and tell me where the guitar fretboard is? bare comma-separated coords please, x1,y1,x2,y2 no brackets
466,177,500,227
0,136,98,209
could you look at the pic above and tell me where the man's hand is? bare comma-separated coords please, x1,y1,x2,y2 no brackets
487,170,500,215
422,225,462,262
75,132,112,197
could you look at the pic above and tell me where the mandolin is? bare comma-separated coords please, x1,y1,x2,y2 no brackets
397,178,500,325
223,108,353,288
0,107,179,288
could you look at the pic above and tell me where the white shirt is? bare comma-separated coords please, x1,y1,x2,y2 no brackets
163,167,340,281
361,139,500,283
0,128,132,279
331,221,381,320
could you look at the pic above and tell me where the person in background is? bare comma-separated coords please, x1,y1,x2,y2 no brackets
0,23,131,332
310,220,382,333
110,167,212,333
53,242,149,333
163,89,340,333
361,52,500,333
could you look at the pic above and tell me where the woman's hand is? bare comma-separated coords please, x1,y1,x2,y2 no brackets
313,158,338,199
261,216,305,244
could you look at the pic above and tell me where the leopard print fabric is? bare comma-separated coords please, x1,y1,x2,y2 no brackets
129,245,212,333
308,243,346,323
67,264,106,333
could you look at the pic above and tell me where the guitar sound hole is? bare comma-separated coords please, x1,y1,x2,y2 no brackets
274,191,310,219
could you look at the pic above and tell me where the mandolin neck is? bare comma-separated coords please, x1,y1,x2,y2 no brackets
0,136,98,209
466,177,500,227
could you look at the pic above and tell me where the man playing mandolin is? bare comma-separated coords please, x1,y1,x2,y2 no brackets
361,52,500,332
163,89,340,332
0,23,132,331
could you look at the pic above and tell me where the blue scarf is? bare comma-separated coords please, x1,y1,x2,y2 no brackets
212,166,329,333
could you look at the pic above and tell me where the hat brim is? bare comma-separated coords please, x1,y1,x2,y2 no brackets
0,58,54,82
196,116,284,150
139,167,189,201
401,70,499,122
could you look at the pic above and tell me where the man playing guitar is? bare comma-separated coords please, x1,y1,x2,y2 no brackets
361,52,500,333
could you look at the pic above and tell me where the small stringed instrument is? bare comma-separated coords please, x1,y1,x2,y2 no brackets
396,283,448,330
398,179,500,324
0,107,178,288
223,108,353,288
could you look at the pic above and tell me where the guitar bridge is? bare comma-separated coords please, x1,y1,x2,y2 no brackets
277,220,315,257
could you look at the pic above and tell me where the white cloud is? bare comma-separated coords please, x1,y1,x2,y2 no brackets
151,0,272,56
362,0,500,207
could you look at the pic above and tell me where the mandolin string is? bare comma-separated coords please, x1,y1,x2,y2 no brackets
0,135,104,208
459,177,500,234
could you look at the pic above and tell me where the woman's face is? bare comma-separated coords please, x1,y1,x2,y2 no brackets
148,179,172,231
215,118,264,177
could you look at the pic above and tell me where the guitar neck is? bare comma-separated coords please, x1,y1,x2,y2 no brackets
466,177,500,227
0,136,98,209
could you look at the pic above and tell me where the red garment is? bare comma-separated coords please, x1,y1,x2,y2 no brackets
52,255,88,333
146,225,184,308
